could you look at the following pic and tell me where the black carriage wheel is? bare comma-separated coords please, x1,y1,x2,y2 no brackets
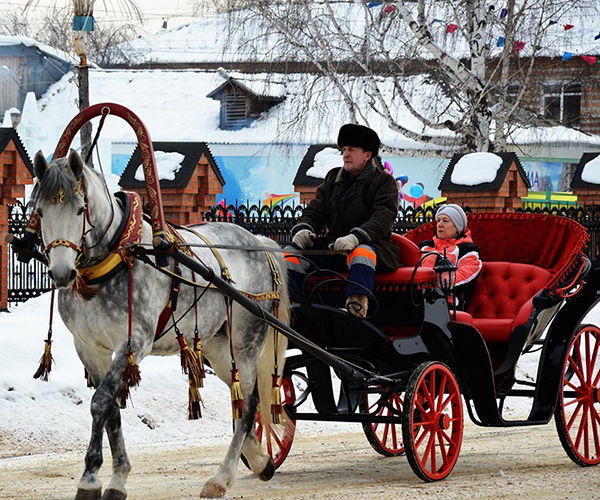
360,390,405,456
241,372,297,471
555,324,600,466
402,361,463,482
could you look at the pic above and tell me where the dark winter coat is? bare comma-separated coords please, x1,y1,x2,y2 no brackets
292,161,400,271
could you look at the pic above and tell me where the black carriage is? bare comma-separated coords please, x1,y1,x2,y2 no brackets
251,212,600,481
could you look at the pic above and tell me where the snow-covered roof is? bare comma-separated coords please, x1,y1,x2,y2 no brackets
116,2,600,66
0,35,76,65
34,67,600,156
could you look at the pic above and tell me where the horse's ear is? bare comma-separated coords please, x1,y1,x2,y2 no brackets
33,151,48,180
68,149,84,178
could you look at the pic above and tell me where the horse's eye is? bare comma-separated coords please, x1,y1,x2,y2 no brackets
37,208,43,218
77,207,85,216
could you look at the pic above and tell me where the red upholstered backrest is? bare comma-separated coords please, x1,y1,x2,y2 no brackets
391,233,422,266
404,213,588,278
466,262,552,320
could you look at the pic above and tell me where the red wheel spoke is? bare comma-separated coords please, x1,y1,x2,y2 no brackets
592,368,600,388
381,423,390,443
430,431,436,473
391,423,399,449
574,407,589,450
416,399,429,416
568,353,587,385
589,337,599,377
414,425,428,448
590,405,600,456
565,395,588,407
565,378,580,391
439,393,454,413
585,333,592,381
437,373,447,412
440,428,456,447
420,429,434,460
567,401,584,430
422,380,435,410
437,430,449,464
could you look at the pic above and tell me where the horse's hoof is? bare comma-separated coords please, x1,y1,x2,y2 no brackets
75,488,102,500
199,481,227,498
102,489,127,500
258,457,275,481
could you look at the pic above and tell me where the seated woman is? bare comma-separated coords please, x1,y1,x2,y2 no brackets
419,204,482,310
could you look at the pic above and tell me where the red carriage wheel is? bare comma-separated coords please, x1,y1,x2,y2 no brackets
242,372,296,470
402,361,463,481
555,324,600,466
360,390,405,456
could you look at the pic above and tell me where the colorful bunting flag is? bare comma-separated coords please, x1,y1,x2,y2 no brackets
367,1,381,7
513,41,525,52
497,36,505,47
384,4,395,13
595,33,600,40
549,20,558,25
446,23,459,34
433,18,444,23
581,55,597,65
562,52,574,61
500,8,508,19
564,24,575,31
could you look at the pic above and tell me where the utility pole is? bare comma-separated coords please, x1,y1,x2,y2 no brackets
73,11,94,164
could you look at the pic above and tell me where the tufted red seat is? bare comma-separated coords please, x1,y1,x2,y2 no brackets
459,262,552,343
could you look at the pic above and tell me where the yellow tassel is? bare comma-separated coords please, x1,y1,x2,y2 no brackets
177,335,202,389
118,350,141,408
84,368,94,389
33,339,54,381
188,383,203,420
230,368,245,420
193,338,206,388
271,374,283,424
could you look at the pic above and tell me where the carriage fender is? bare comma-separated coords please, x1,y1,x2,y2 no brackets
529,269,600,422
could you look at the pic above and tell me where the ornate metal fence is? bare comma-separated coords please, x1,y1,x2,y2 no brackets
7,202,600,305
7,201,51,304
202,204,439,244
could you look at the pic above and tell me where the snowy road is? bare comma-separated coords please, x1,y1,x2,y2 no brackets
1,422,599,500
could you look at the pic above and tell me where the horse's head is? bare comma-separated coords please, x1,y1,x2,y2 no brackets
33,150,89,288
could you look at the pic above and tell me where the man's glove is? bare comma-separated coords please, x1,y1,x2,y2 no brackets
292,229,316,249
333,234,359,252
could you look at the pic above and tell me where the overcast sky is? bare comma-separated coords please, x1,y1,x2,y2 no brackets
0,0,203,34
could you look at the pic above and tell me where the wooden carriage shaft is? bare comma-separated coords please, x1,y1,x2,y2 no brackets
160,242,375,387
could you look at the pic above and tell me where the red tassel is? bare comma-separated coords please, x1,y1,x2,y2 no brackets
72,272,99,300
271,374,283,424
33,339,54,381
193,338,206,388
230,368,245,420
118,350,141,408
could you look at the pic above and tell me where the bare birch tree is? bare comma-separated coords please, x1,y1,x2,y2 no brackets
232,0,599,154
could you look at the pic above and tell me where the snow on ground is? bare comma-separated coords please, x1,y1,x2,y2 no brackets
0,293,345,457
2,292,599,456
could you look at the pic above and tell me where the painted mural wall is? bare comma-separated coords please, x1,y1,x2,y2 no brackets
110,142,580,208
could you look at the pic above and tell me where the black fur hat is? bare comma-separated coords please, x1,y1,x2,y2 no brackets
337,124,380,157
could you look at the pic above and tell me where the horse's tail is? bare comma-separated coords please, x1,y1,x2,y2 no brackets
256,237,290,432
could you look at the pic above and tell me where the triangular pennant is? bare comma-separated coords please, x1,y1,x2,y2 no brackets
564,24,575,31
513,41,525,52
581,55,597,65
367,1,381,7
496,36,505,47
384,4,395,13
500,8,508,19
446,23,459,34
562,52,574,61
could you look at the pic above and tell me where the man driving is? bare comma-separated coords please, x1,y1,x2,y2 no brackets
286,124,399,317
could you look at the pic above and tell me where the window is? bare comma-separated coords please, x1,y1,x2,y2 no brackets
506,84,519,102
221,96,249,130
542,83,581,127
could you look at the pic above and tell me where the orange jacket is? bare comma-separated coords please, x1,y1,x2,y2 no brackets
419,229,482,288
